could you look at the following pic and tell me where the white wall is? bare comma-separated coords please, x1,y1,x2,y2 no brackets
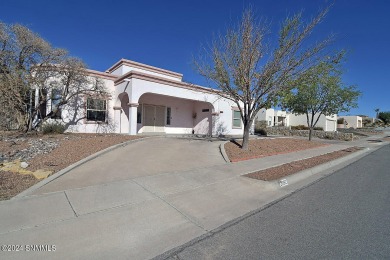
121,65,181,82
123,78,243,136
342,116,363,129
288,113,337,131
44,76,117,134
256,108,275,126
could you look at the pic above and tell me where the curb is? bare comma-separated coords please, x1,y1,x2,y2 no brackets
12,136,153,200
269,146,373,188
153,145,383,260
219,141,231,163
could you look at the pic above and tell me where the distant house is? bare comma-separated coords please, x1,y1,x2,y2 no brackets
256,108,289,127
256,108,337,132
40,59,245,136
339,116,363,129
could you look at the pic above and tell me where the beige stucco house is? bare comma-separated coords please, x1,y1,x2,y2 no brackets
44,59,245,136
256,108,337,131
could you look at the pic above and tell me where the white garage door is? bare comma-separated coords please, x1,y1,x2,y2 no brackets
326,120,336,131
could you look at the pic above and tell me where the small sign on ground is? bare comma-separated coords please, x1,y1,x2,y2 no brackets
279,179,288,187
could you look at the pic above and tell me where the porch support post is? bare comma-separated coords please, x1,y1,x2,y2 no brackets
211,112,220,137
113,106,121,133
128,103,139,135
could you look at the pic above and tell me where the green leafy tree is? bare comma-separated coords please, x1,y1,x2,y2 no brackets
281,59,361,140
378,111,390,124
194,7,334,150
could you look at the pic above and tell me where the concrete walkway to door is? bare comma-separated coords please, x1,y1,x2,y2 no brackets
30,137,226,195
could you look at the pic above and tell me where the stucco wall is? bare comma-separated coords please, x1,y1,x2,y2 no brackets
47,77,117,134
342,116,363,129
121,65,181,82
256,108,275,126
288,113,337,131
126,78,243,136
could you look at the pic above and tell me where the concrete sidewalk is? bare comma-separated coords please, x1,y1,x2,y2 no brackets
0,137,386,260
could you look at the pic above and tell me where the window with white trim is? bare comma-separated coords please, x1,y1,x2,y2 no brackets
232,109,241,128
86,98,106,122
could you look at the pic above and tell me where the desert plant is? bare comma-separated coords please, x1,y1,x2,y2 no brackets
291,125,309,130
257,128,267,136
41,122,65,134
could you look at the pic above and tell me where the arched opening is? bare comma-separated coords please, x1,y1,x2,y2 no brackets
137,93,214,135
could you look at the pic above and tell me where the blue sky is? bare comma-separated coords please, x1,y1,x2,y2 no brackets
1,0,389,117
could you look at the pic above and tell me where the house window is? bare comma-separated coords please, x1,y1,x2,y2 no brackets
166,107,171,125
51,89,62,119
137,105,142,124
202,109,210,112
232,109,241,128
86,98,106,122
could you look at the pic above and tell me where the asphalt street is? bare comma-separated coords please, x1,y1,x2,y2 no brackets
163,144,390,259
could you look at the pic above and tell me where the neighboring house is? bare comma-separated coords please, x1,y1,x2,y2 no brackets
288,113,337,132
256,108,289,127
256,108,337,132
339,116,363,129
41,59,245,136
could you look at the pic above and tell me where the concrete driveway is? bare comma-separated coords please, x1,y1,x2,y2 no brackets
32,137,226,195
1,136,380,259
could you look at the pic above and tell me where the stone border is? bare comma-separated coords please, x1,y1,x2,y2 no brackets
12,137,154,200
219,141,231,163
266,147,371,188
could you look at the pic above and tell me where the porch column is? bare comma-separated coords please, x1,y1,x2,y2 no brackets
128,103,139,135
113,106,121,133
211,112,220,136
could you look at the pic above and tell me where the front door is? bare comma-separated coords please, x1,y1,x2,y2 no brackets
143,104,166,133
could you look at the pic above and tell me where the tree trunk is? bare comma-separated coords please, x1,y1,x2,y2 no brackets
309,127,313,141
241,122,251,150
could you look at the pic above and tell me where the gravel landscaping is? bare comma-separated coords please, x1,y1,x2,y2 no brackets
0,132,142,200
245,146,362,181
225,138,327,162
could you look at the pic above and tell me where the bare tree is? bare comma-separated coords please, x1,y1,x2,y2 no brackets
0,22,108,132
194,7,334,149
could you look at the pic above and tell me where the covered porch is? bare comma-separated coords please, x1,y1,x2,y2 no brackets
114,92,215,136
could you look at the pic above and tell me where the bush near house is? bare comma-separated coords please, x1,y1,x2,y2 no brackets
291,125,323,131
255,120,268,136
378,112,390,124
42,122,66,134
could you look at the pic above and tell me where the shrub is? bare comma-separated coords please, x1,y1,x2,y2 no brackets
42,122,66,134
257,128,267,136
255,120,267,134
291,125,323,131
291,125,308,130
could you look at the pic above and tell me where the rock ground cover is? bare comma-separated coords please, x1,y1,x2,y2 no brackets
224,138,327,162
245,146,362,181
0,132,142,200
